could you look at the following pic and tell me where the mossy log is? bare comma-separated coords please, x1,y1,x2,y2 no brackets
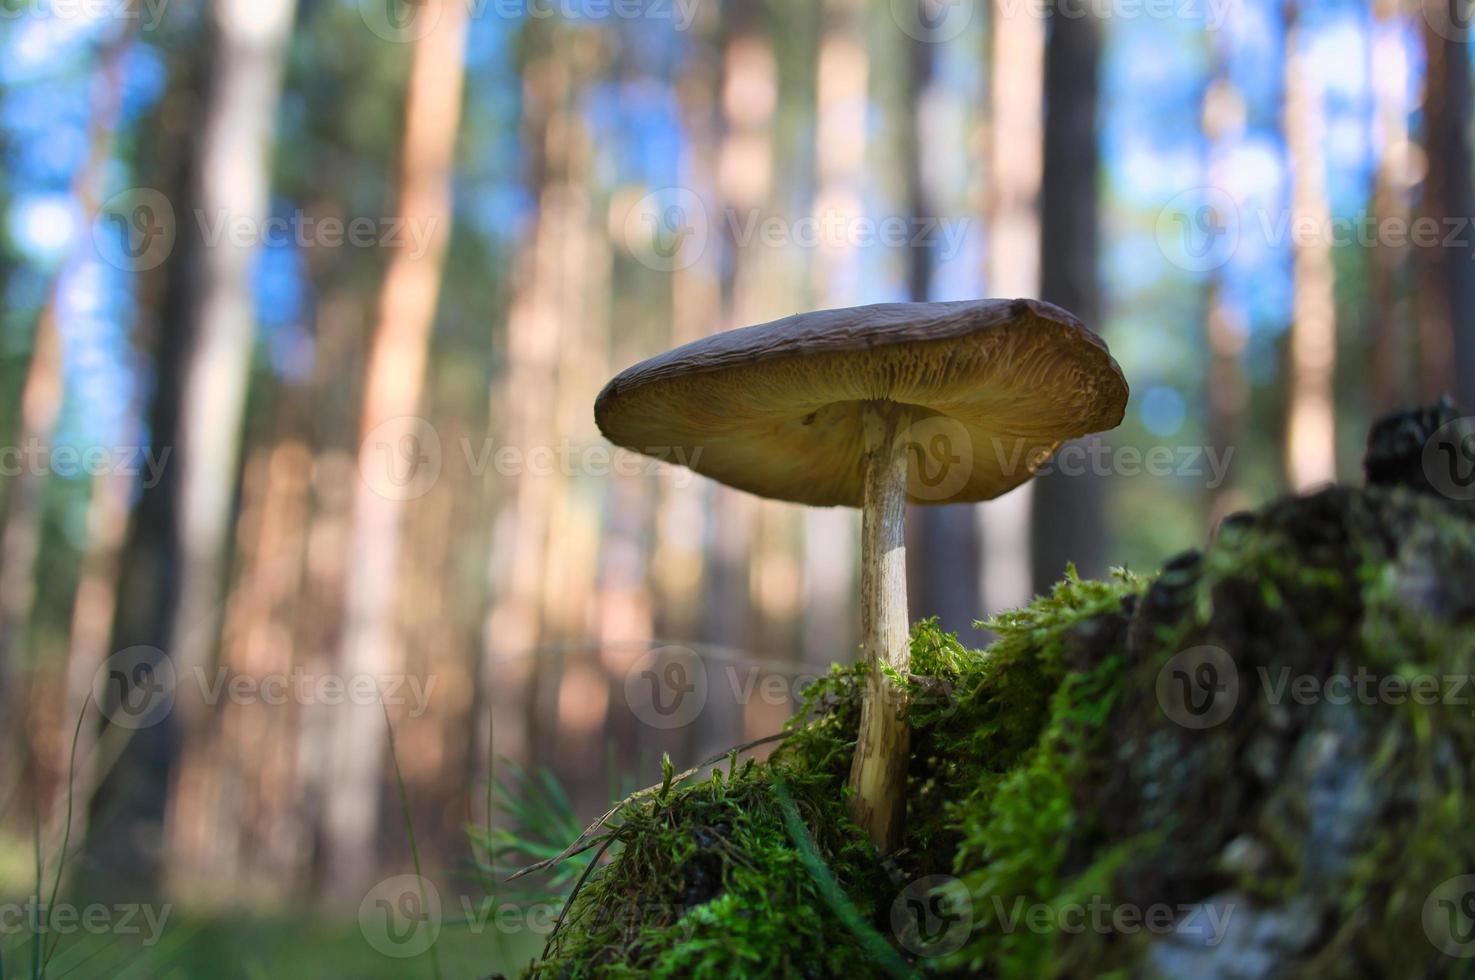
521,403,1475,979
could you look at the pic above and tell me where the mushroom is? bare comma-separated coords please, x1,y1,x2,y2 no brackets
595,298,1128,851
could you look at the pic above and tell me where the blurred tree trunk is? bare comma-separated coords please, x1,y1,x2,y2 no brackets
83,22,211,898
326,0,469,893
1366,0,1412,416
483,20,596,786
902,17,982,639
1202,54,1249,524
980,0,1044,614
1417,0,1475,408
1031,0,1105,592
85,0,299,899
738,3,812,741
1283,11,1338,491
168,0,299,724
798,0,859,671
655,13,722,649
543,64,612,800
679,0,778,757
484,23,559,783
48,467,132,854
285,286,364,898
167,383,313,898
0,19,134,795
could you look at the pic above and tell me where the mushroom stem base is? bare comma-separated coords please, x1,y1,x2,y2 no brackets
847,401,912,852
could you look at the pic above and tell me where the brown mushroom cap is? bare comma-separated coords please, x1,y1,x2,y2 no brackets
594,298,1128,507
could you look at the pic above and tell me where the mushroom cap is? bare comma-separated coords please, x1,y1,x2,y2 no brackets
594,298,1128,507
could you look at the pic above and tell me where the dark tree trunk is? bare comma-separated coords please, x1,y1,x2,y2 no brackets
904,26,980,638
1032,1,1105,593
81,29,211,897
1419,1,1475,409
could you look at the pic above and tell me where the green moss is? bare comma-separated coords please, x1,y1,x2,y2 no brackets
521,486,1475,978
528,754,888,978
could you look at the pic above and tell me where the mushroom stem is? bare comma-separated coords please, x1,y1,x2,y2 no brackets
847,400,912,852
